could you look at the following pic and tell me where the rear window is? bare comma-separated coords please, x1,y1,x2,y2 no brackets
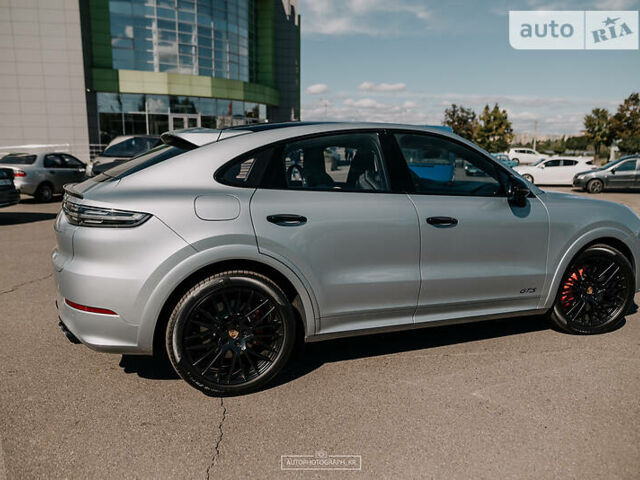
101,137,160,158
93,145,187,180
1,154,36,165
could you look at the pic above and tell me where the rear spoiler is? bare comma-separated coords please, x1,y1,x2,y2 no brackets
160,127,252,150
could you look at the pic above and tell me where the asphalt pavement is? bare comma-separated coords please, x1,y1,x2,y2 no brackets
1,189,639,479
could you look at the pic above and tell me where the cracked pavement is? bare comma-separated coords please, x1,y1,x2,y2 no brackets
1,190,640,479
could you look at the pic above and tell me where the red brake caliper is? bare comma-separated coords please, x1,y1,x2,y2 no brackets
561,268,584,307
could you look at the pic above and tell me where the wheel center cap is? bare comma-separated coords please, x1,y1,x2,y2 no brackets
228,329,239,340
586,286,594,295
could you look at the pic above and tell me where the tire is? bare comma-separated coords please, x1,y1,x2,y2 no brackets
34,183,53,202
587,179,604,194
166,270,296,395
522,174,534,183
512,158,519,165
549,244,635,334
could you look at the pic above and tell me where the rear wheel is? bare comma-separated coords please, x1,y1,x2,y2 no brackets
166,270,296,395
34,183,53,202
587,179,604,194
550,245,634,334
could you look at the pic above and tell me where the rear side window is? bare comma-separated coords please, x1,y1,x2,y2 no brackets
1,154,36,165
215,147,273,188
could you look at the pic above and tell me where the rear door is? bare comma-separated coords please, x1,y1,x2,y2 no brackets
43,154,74,192
250,131,421,335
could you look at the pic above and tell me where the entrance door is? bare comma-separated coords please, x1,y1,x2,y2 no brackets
169,115,200,130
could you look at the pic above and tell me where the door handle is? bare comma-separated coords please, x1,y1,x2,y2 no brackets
426,216,458,227
267,214,307,226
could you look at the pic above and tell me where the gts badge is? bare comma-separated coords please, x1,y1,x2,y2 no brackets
520,288,537,294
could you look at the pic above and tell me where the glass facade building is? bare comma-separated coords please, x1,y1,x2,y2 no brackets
80,0,300,148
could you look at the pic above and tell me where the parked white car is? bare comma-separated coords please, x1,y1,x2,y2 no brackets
515,157,596,185
508,148,549,165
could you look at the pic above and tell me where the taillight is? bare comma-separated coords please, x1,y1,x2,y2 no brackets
13,170,25,177
65,299,117,316
62,196,151,228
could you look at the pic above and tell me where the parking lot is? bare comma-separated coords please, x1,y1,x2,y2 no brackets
1,188,639,479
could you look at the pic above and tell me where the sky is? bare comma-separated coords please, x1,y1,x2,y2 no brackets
297,0,640,135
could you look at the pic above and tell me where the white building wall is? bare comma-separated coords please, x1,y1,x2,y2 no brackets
0,0,89,162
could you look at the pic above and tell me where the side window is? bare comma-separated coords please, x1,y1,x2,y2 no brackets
544,160,561,167
267,133,389,192
216,147,273,188
562,160,577,166
62,154,84,168
394,133,504,197
43,154,63,168
615,160,637,172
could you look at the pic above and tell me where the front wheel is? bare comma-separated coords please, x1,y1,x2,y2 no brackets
587,179,604,193
166,270,296,395
550,245,635,334
522,174,534,183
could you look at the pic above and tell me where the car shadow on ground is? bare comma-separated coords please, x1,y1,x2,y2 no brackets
0,211,58,225
118,314,551,387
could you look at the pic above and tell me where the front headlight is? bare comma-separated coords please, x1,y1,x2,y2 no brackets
62,197,151,228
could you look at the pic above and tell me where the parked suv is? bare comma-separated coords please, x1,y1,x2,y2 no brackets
53,123,640,395
90,135,161,176
0,152,86,202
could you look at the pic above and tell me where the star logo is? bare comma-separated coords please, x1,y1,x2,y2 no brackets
603,16,619,26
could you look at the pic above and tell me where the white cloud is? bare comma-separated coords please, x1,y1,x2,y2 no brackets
300,0,432,36
305,83,329,95
344,97,386,108
358,81,407,92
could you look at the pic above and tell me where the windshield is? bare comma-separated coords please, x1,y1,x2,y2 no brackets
0,154,37,165
101,137,160,158
95,144,187,180
533,158,546,166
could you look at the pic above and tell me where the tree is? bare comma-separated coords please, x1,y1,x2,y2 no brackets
565,135,589,152
584,108,612,163
442,104,476,140
474,104,514,153
610,92,640,154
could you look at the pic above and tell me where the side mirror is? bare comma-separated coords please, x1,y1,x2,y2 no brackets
507,179,530,207
610,168,616,174
539,164,545,168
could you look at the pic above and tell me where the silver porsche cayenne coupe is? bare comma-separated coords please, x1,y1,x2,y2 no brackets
53,122,640,395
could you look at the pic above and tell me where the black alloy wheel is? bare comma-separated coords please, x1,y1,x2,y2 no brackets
167,270,296,395
550,245,634,334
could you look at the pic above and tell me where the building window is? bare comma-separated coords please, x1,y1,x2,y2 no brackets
108,0,255,80
96,92,266,145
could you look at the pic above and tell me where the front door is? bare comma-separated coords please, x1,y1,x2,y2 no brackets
391,132,549,323
250,131,421,335
605,158,638,188
169,114,200,130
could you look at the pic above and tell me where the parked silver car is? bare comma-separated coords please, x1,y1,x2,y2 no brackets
53,123,640,395
0,152,86,202
573,155,640,193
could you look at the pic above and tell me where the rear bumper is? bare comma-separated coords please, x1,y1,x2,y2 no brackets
0,188,20,207
55,288,143,353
